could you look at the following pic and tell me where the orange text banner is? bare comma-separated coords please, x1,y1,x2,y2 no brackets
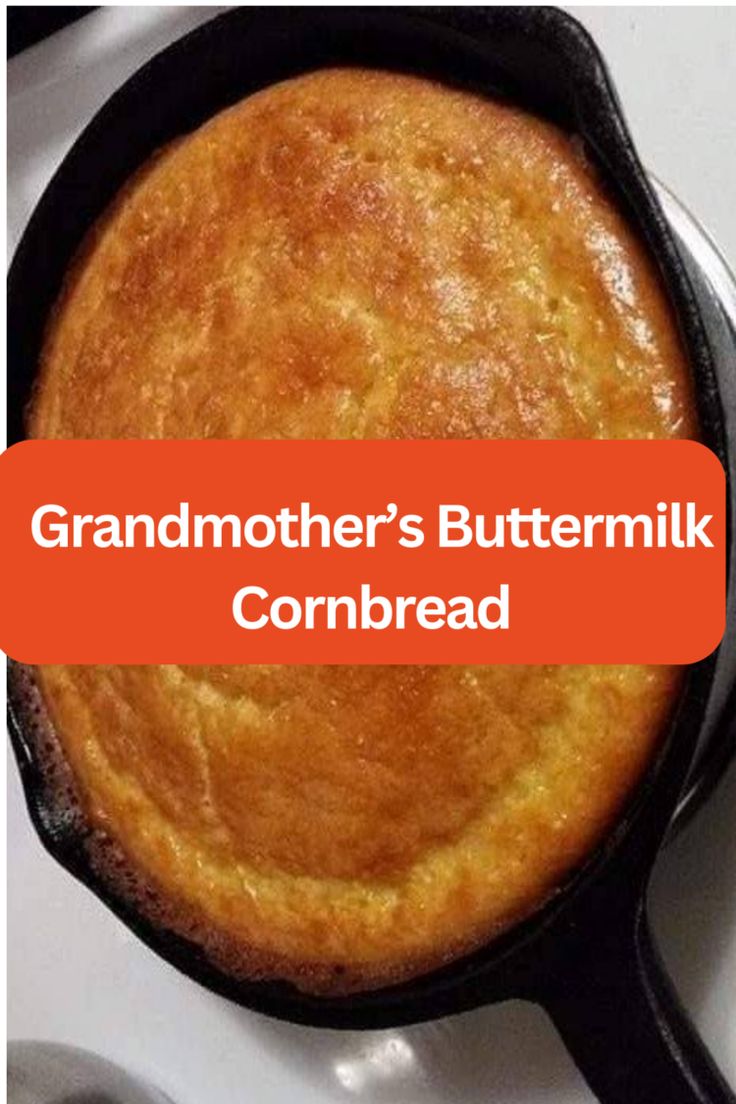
0,439,725,664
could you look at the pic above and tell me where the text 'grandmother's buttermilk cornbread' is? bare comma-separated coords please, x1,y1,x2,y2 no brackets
28,69,695,993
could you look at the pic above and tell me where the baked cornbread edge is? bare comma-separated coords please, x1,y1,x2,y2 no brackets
9,660,680,996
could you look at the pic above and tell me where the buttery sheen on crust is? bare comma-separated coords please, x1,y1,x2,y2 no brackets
30,69,694,993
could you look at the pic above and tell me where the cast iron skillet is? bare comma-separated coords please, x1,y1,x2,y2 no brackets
7,8,736,1103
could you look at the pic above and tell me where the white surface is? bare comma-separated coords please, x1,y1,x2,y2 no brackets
7,8,736,1104
569,7,736,267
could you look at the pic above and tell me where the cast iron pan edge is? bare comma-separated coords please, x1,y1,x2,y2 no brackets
7,9,736,1104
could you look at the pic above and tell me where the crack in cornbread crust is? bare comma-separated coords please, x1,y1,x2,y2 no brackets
29,69,694,992
33,663,679,992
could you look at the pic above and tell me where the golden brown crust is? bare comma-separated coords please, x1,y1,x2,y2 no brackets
31,68,694,443
29,69,693,994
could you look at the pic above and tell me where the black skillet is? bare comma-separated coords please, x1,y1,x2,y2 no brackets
7,8,736,1103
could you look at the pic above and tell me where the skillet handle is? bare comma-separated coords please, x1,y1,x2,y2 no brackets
539,900,735,1104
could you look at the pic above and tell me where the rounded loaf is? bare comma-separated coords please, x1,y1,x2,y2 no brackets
30,69,693,993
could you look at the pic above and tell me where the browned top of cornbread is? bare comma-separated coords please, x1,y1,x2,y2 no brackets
31,69,692,993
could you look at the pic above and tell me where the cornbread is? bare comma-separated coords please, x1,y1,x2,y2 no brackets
28,69,694,993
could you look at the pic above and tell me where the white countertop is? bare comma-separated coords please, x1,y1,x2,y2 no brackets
7,9,736,1104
